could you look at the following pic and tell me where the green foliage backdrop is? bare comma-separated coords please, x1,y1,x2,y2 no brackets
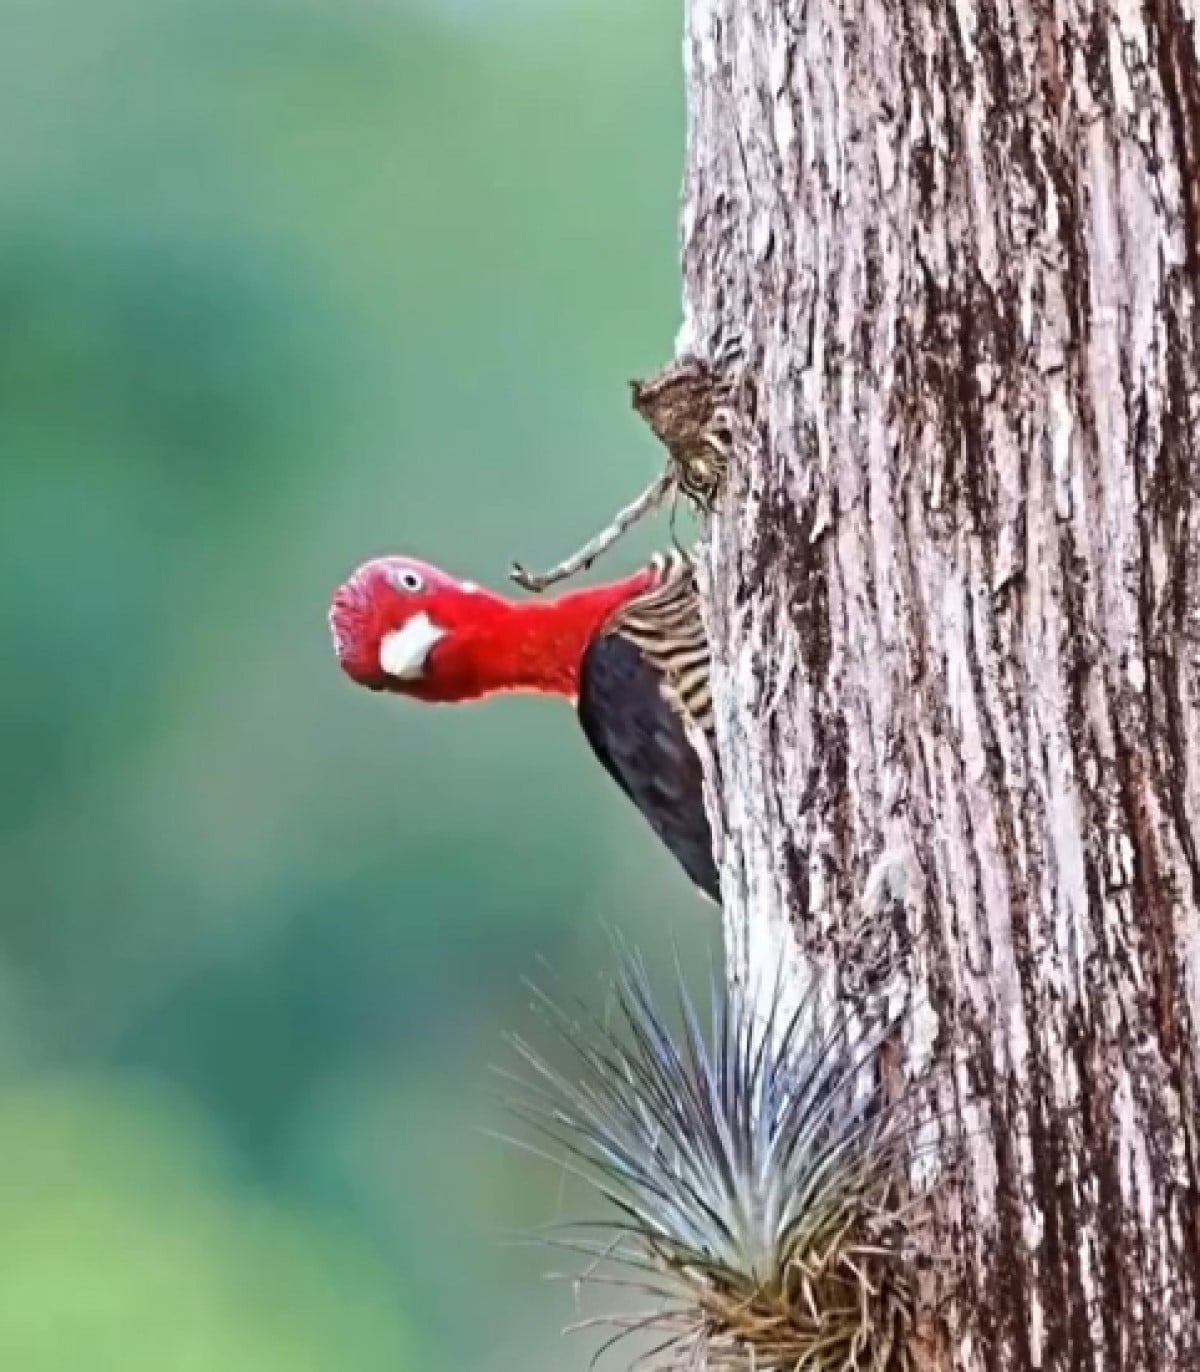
0,0,709,1367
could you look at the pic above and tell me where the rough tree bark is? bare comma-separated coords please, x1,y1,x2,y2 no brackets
668,2,1200,1368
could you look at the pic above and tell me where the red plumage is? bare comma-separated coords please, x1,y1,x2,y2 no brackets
330,556,656,702
329,553,718,902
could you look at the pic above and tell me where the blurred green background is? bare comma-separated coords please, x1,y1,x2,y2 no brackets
0,0,713,1367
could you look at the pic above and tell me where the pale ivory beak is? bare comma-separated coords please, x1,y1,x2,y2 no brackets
379,614,447,680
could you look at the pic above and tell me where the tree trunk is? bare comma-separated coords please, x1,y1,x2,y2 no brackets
673,1,1200,1367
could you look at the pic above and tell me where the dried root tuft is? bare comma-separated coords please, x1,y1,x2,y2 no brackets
630,356,744,514
504,953,927,1371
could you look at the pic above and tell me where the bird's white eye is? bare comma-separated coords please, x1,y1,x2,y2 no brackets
390,567,425,594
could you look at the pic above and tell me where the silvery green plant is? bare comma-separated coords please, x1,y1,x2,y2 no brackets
505,953,923,1371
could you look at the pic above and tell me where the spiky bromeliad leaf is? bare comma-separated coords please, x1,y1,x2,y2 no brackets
504,953,922,1372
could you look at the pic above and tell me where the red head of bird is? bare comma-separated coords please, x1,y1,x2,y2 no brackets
329,555,657,705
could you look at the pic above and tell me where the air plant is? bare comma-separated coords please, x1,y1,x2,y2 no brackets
504,952,924,1371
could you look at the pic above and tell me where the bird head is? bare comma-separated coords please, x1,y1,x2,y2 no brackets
329,555,510,702
331,553,663,705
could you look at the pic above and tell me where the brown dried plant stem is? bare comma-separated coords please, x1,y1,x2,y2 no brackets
510,472,672,594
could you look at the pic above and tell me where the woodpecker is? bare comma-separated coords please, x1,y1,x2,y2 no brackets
329,551,718,902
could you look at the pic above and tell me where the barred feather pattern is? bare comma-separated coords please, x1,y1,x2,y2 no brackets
608,551,713,757
506,954,922,1372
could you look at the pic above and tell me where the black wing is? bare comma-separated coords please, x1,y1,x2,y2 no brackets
577,632,720,904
